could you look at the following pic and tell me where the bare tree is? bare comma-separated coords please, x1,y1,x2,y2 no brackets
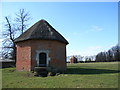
2,9,31,61
15,9,31,34
2,17,15,59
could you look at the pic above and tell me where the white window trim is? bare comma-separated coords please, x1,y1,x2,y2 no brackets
36,49,50,67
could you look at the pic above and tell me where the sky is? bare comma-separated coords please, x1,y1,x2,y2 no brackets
0,2,118,56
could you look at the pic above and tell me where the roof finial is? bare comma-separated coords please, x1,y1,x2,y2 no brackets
41,19,46,22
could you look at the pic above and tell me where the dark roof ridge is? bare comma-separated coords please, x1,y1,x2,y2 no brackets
14,19,69,44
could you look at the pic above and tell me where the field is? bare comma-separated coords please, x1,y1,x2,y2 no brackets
2,62,120,88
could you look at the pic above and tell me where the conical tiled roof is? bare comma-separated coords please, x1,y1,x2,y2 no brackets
14,19,69,44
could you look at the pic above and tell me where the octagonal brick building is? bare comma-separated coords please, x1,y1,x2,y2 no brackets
14,19,69,72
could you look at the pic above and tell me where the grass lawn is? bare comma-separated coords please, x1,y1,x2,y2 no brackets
2,62,120,88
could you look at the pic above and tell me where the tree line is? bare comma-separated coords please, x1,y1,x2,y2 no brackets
95,44,120,62
67,44,120,63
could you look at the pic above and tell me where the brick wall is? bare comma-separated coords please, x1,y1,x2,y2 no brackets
16,40,67,72
16,42,31,71
70,56,78,63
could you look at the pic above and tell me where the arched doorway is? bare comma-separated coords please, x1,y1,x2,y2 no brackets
39,53,47,67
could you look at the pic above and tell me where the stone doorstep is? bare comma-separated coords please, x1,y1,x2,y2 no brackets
34,66,52,72
34,67,59,73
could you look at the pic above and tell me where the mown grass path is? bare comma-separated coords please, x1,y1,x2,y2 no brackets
2,62,120,88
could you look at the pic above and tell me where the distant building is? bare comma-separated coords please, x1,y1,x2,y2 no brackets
14,19,69,72
0,59,15,68
70,56,78,63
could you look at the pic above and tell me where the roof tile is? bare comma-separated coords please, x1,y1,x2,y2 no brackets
14,19,69,44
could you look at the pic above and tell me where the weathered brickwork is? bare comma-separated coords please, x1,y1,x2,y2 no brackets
16,42,31,71
16,40,67,72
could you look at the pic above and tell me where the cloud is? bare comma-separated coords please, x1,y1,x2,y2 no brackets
90,25,104,32
67,49,82,56
0,39,3,42
0,39,3,45
80,45,117,56
84,25,104,34
80,46,102,56
67,45,116,56
0,39,3,51
67,46,102,56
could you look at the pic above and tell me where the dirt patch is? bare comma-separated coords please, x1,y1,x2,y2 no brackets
9,69,15,72
24,72,34,77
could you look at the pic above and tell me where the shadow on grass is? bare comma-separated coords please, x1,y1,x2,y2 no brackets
65,68,120,75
